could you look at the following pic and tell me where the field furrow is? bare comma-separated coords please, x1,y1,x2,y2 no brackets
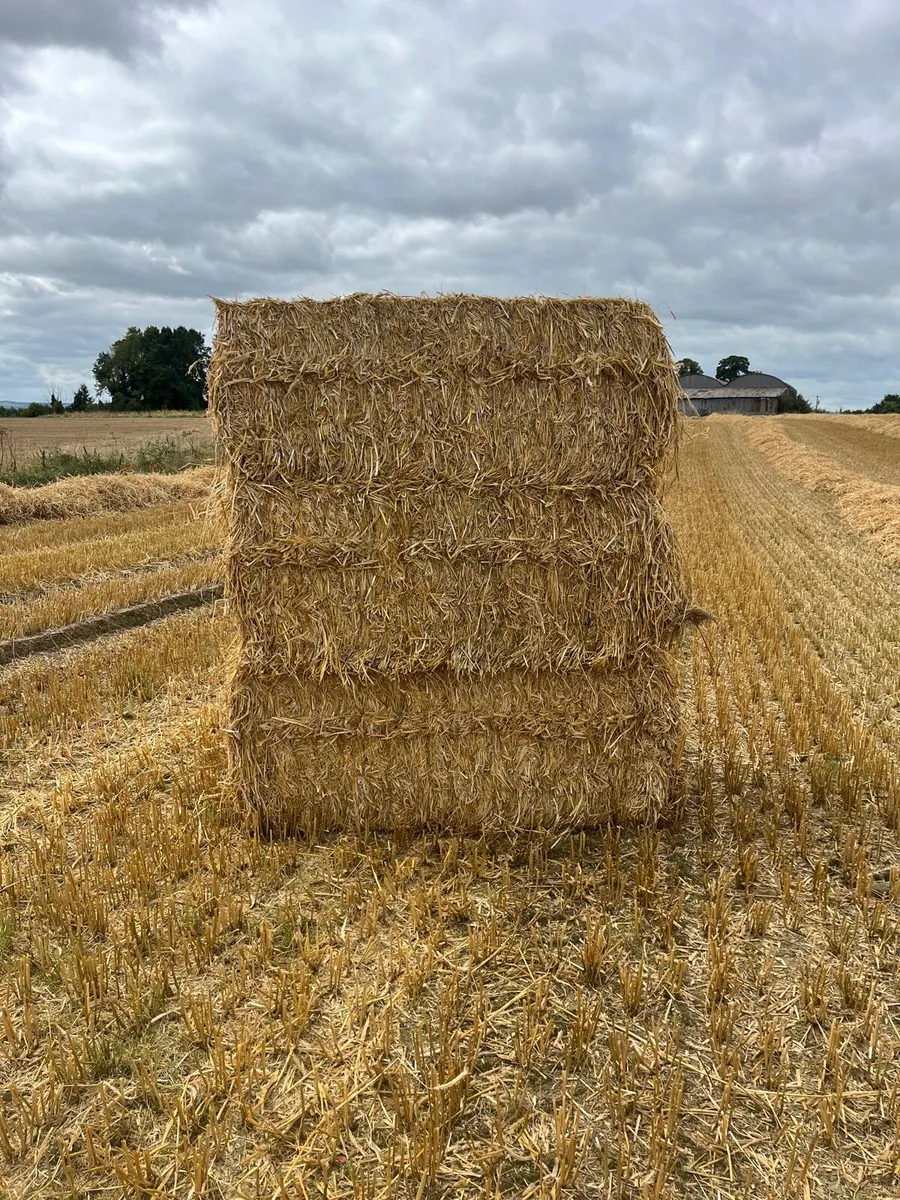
0,556,222,640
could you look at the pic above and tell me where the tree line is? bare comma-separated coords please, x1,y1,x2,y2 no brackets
0,326,209,417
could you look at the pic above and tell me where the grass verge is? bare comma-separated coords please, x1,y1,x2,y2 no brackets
0,434,215,487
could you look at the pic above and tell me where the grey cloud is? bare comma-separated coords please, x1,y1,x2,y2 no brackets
0,275,213,400
0,224,335,299
0,0,213,58
0,0,898,408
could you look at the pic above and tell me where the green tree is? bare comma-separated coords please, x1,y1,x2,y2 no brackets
777,387,812,414
70,384,92,411
93,327,148,410
716,356,750,382
93,326,210,411
678,358,704,377
48,391,64,414
870,393,900,414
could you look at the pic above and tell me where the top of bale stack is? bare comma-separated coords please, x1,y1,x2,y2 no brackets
209,293,680,491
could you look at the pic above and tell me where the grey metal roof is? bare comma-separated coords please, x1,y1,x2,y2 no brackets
684,388,786,400
725,372,789,390
678,373,723,390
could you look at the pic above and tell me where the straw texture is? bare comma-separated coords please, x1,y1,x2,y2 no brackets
209,294,686,833
0,466,216,526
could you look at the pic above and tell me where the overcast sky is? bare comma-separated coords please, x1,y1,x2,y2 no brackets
1,0,898,411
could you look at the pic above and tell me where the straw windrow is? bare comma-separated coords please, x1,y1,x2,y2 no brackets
0,465,216,525
209,294,686,833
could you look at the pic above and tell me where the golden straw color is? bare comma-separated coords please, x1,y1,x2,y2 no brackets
0,465,216,525
209,293,687,833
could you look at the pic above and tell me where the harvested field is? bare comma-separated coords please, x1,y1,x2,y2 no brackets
778,414,900,484
0,413,212,466
0,501,213,556
833,413,900,441
0,556,220,640
0,585,223,668
0,506,218,596
741,417,900,562
0,414,898,1197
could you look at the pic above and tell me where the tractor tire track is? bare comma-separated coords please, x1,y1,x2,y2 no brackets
0,585,224,667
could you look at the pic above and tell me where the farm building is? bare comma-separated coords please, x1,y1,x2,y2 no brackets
678,372,790,416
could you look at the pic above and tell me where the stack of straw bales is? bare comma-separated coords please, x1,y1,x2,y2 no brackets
209,295,687,834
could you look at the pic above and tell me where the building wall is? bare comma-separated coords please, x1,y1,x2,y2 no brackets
678,396,779,416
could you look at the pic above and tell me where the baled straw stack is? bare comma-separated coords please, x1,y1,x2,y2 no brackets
209,294,686,834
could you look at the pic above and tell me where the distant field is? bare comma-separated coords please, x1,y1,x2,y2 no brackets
0,413,214,467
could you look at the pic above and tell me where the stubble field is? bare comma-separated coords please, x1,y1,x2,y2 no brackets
0,415,213,467
0,414,898,1198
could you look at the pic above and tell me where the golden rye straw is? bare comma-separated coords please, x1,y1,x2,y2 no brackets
209,294,687,833
0,465,217,525
741,418,900,563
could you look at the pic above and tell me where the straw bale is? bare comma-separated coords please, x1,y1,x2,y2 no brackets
229,660,680,832
211,295,679,488
227,485,683,677
210,294,686,833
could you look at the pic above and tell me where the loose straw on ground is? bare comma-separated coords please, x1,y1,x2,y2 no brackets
0,466,217,525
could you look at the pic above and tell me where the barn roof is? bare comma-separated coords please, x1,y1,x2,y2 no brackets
725,372,789,391
686,387,786,400
679,373,723,391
